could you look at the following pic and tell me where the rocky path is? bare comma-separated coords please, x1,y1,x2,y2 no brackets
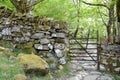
66,61,113,80
55,42,113,80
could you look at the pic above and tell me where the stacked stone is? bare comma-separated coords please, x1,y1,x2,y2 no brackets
0,6,68,69
100,44,120,73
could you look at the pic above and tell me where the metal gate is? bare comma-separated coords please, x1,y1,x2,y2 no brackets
68,29,100,69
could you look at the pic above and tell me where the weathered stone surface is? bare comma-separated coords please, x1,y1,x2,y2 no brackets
14,74,27,80
59,57,66,64
38,51,51,57
114,67,120,73
48,43,53,50
0,24,4,29
54,43,65,50
57,65,64,70
22,32,31,37
2,28,11,35
46,53,53,58
0,33,2,38
49,63,57,69
46,57,56,63
17,53,49,75
34,44,49,50
24,37,30,41
55,49,63,57
0,6,68,71
11,26,21,32
84,75,102,80
100,44,120,73
3,19,11,24
52,33,65,38
0,46,6,51
14,37,20,42
67,77,79,80
31,33,44,39
40,25,50,31
40,38,50,44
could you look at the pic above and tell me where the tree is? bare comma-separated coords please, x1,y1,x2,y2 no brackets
10,0,44,14
72,0,81,37
82,0,116,43
117,0,120,44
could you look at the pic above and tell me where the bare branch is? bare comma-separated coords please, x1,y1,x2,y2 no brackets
10,0,19,9
101,12,108,17
98,8,107,26
28,0,44,8
82,1,109,9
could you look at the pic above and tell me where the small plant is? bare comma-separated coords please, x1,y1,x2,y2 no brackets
112,74,120,80
52,63,71,78
12,48,21,56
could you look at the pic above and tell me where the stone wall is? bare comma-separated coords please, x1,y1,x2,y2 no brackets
100,44,120,73
0,6,68,69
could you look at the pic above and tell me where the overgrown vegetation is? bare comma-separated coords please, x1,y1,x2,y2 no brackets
0,0,113,39
0,52,71,80
0,0,120,79
0,54,24,80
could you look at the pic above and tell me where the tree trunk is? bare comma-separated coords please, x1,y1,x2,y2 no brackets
10,0,44,14
117,0,120,44
107,4,114,43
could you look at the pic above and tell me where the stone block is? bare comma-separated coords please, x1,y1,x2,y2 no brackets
31,33,44,39
52,33,65,38
34,44,49,50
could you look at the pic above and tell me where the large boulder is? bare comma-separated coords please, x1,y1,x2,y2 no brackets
17,53,49,75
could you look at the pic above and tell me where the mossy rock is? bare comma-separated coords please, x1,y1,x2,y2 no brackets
22,47,37,54
46,57,56,63
0,46,6,51
21,42,37,54
17,53,49,75
57,65,64,70
14,74,27,80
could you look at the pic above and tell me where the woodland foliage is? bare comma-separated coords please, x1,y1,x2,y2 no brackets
0,0,119,43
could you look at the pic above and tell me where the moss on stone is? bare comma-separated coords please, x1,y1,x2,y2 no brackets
17,53,49,75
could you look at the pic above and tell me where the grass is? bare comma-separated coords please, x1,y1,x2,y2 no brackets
0,52,71,80
112,75,120,80
0,54,25,80
52,63,71,78
0,40,71,80
0,53,52,80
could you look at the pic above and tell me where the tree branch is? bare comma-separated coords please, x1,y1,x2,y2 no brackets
98,7,107,26
82,1,109,9
10,0,19,9
28,0,44,8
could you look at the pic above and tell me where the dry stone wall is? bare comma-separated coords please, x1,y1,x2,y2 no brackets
0,6,68,69
100,44,120,73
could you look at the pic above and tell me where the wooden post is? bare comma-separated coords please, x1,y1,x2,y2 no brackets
97,30,100,70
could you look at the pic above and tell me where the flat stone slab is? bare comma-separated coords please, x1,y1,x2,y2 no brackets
31,33,44,39
52,33,65,38
67,76,79,80
40,38,50,44
97,75,112,80
83,75,101,80
83,74,112,80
